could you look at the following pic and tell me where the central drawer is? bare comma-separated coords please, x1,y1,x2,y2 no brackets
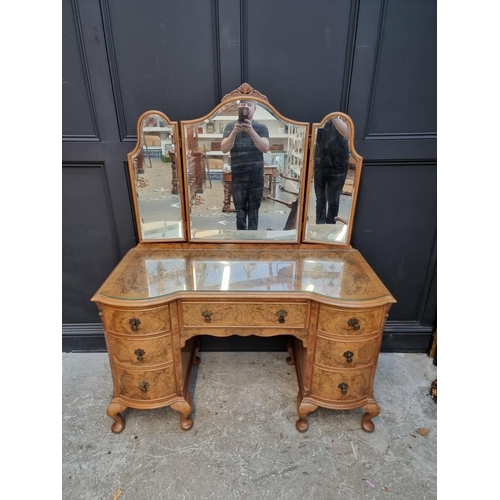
180,301,309,328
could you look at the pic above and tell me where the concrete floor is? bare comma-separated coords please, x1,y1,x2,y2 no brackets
62,351,437,500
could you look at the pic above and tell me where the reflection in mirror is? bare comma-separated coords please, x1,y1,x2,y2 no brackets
120,251,373,299
145,259,187,295
301,259,344,297
192,260,297,291
128,112,184,241
182,97,308,242
304,114,362,245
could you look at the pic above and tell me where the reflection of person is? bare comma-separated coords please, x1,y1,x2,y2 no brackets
313,118,350,224
221,100,270,230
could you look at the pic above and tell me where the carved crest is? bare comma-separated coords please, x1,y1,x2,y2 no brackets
221,83,269,103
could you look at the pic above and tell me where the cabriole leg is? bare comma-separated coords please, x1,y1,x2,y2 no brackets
192,341,201,366
171,390,194,431
107,399,127,434
361,399,380,432
295,391,318,433
286,338,295,366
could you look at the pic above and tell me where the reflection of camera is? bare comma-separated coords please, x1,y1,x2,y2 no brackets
238,107,249,122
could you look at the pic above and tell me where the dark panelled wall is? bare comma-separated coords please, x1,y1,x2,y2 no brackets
62,0,437,352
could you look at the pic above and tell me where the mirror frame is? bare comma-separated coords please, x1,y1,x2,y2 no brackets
126,88,365,247
127,110,187,243
180,84,310,244
302,112,364,247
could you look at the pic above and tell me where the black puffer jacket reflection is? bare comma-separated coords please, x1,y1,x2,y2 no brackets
314,120,349,173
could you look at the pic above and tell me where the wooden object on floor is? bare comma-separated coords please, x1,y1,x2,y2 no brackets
168,151,179,194
264,165,278,197
428,329,437,358
222,171,234,212
430,379,437,403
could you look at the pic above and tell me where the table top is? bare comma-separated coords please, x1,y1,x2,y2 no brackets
92,245,396,307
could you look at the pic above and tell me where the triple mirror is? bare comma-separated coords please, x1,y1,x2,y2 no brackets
127,84,363,246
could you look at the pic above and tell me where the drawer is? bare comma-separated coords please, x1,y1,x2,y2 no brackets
311,366,372,402
317,305,383,337
114,365,176,401
180,301,308,328
314,336,380,369
106,334,173,367
101,305,171,335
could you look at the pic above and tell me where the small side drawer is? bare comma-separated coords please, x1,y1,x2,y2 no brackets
180,301,308,328
314,335,380,369
101,305,171,335
106,334,173,367
317,305,383,337
311,366,372,402
114,365,176,401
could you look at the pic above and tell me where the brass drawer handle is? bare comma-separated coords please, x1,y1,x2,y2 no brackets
134,348,145,362
343,351,354,363
129,318,141,331
338,382,348,395
276,309,288,323
202,310,213,323
140,381,149,393
347,318,360,330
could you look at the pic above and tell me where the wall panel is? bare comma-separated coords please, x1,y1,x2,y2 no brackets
349,0,437,160
352,162,437,323
62,0,99,139
245,0,354,121
62,164,121,323
104,0,221,132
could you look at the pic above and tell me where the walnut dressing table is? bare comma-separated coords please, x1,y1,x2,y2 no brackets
91,84,395,434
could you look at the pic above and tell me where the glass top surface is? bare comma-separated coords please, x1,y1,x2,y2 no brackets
95,247,393,303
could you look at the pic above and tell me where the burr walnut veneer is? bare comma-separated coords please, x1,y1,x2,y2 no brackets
92,244,395,433
91,84,395,434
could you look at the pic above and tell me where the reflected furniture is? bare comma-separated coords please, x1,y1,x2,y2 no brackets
264,165,278,198
92,83,396,434
221,165,278,212
168,151,179,195
222,169,234,213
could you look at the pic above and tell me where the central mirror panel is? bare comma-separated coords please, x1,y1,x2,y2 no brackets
181,87,309,242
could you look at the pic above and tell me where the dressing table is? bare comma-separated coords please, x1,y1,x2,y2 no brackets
92,83,395,434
